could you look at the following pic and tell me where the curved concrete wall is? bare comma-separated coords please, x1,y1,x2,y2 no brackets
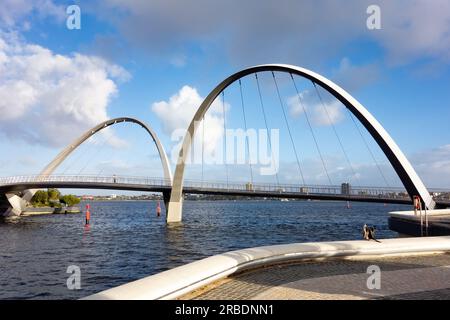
390,209,450,220
85,236,450,300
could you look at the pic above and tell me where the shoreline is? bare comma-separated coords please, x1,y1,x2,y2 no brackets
22,206,81,216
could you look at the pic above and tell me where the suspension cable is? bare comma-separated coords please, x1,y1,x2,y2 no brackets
222,91,229,188
312,81,357,182
290,73,333,186
96,125,133,177
272,71,306,186
201,114,205,187
239,79,254,185
96,146,116,177
346,109,391,187
255,73,280,187
77,129,115,175
60,133,101,175
60,146,87,174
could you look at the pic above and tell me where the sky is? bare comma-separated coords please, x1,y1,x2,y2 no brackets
0,0,449,195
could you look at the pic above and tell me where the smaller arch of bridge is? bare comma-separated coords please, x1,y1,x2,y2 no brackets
18,117,172,207
40,117,172,182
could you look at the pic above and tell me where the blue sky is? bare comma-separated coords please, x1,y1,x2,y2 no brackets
0,0,449,193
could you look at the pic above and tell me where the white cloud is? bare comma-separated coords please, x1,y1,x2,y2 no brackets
411,144,450,188
287,88,344,127
287,58,378,126
95,0,450,68
312,100,345,126
0,33,130,147
374,0,450,65
169,54,187,67
151,85,229,160
287,95,306,118
331,58,380,92
152,86,202,135
0,0,64,28
93,127,129,149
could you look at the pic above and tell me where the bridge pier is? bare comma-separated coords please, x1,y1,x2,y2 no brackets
0,193,12,216
3,192,27,216
162,191,172,217
166,196,183,223
1,189,37,217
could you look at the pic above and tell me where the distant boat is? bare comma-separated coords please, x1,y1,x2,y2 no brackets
280,198,289,202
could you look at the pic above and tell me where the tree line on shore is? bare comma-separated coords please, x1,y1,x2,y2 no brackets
31,188,80,207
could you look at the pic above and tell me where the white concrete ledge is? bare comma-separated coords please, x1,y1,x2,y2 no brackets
390,209,450,222
84,236,450,300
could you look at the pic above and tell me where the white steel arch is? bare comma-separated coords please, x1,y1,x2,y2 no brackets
166,64,434,222
6,117,172,216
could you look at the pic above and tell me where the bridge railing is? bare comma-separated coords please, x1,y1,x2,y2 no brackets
181,179,411,199
0,175,172,187
1,174,446,201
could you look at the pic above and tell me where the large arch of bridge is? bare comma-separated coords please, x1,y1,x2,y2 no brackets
166,64,434,223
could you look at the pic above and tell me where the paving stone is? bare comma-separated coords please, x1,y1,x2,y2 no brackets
184,253,450,300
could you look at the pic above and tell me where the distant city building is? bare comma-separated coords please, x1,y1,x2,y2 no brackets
341,183,351,195
300,187,309,194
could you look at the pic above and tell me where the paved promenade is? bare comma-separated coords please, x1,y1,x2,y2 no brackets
182,253,450,300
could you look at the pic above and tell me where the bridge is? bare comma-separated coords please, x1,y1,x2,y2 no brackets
1,64,447,221
0,174,433,205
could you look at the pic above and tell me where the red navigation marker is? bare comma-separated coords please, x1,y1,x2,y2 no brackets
85,203,91,225
156,201,161,217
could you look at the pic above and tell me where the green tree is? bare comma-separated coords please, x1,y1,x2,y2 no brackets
31,190,48,206
59,195,80,207
48,188,61,201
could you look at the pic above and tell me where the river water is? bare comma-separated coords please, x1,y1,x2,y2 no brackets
0,200,407,299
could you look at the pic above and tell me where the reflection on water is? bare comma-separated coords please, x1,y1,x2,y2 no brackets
0,200,405,299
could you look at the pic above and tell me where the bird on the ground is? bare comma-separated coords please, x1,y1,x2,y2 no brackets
362,224,381,243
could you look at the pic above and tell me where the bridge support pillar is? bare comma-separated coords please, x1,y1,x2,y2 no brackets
4,192,27,216
166,195,183,223
162,191,171,216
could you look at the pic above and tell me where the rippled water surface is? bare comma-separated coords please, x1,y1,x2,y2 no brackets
0,200,406,299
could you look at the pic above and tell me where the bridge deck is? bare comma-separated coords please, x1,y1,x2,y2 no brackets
0,175,448,207
0,181,412,205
